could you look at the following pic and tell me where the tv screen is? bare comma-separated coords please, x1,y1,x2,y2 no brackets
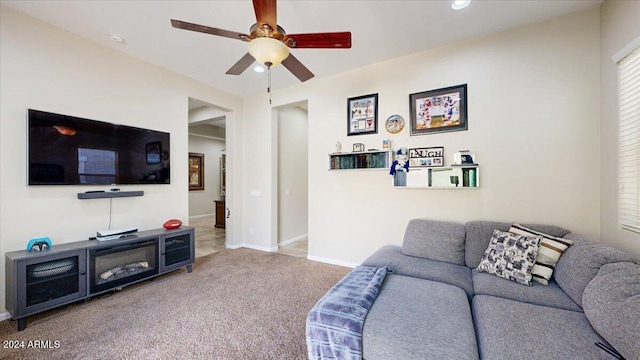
28,109,170,185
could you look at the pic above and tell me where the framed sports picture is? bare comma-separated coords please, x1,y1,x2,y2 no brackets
409,84,467,135
347,93,378,136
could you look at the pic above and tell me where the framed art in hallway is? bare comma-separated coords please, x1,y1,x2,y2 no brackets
189,152,204,191
348,93,378,136
410,84,468,135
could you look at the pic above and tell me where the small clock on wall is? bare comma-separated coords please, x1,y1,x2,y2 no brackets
385,115,405,134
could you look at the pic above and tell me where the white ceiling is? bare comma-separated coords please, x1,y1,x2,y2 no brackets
1,0,602,98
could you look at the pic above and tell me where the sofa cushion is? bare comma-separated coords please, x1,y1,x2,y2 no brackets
401,219,466,265
361,245,474,297
554,242,637,307
473,295,609,360
465,221,569,268
363,275,479,360
582,262,640,360
476,229,541,286
509,223,573,285
472,270,581,312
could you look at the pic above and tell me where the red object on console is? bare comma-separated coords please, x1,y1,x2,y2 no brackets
163,219,182,230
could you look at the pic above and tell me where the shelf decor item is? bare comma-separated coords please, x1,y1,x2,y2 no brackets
409,84,468,136
409,147,445,167
385,114,405,134
353,143,365,152
347,93,378,136
188,153,204,191
453,150,476,165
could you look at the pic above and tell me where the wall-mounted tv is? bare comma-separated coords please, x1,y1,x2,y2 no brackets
28,109,170,185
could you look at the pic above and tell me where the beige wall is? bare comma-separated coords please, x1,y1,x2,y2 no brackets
277,106,309,245
600,0,640,257
188,135,226,217
240,9,602,266
0,7,241,315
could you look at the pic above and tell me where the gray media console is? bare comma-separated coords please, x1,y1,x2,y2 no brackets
5,226,195,331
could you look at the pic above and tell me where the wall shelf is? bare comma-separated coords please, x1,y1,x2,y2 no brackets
392,165,480,188
77,191,144,199
329,150,391,170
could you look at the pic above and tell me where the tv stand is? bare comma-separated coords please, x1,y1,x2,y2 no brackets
5,226,194,331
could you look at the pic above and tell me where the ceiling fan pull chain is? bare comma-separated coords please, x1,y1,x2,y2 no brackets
266,61,273,105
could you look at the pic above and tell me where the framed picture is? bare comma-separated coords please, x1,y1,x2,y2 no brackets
146,141,162,164
409,146,444,168
385,114,405,134
189,152,204,191
353,143,365,152
347,93,378,136
409,84,468,136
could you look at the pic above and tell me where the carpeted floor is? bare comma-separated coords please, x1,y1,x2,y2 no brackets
0,249,350,360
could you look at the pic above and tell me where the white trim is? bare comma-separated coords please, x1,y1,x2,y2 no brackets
228,243,278,252
307,255,358,268
189,213,215,219
278,233,308,247
0,311,11,322
612,35,640,64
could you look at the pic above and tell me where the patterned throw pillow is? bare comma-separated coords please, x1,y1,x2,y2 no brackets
509,223,573,285
476,229,541,286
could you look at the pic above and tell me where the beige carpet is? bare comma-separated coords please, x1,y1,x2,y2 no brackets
0,249,350,360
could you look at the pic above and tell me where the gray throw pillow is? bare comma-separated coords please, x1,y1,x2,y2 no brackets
582,262,640,360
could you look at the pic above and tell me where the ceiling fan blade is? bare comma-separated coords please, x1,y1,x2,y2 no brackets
226,53,256,75
171,19,249,41
284,32,352,49
282,54,314,82
252,0,277,32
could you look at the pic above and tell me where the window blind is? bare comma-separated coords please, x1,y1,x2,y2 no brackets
618,47,640,233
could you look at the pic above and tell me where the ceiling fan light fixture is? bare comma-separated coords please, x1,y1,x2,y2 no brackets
248,37,290,67
451,0,471,10
253,65,266,73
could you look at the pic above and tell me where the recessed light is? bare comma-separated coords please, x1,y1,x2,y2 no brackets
452,0,470,10
253,66,265,73
109,33,125,44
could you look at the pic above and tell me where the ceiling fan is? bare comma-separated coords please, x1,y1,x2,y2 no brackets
170,0,351,83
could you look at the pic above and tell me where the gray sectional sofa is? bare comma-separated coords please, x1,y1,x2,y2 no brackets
358,219,640,360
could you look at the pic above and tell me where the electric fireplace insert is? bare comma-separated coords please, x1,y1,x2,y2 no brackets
89,239,159,294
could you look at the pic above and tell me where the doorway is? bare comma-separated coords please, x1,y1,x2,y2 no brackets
187,98,231,258
275,101,309,258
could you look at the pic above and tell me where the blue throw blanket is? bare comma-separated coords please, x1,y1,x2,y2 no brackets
306,266,389,360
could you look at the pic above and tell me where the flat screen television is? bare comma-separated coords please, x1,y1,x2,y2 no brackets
28,109,170,185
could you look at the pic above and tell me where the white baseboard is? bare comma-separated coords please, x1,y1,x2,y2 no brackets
189,213,215,219
227,243,278,252
278,233,308,247
0,311,11,322
307,255,358,268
